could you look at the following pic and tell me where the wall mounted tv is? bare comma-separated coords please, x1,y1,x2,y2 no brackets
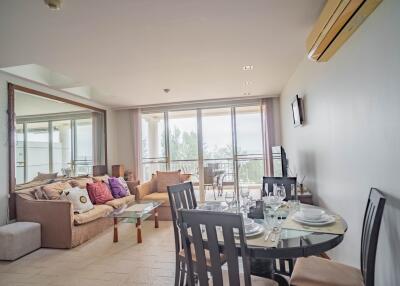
291,95,304,127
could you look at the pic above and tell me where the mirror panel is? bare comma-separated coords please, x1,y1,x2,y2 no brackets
13,88,106,189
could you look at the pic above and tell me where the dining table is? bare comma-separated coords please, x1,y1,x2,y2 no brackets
196,201,348,286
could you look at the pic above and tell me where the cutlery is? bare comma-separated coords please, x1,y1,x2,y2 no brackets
264,230,272,241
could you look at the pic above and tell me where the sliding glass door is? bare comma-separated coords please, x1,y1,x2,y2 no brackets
235,106,264,200
202,108,235,201
141,113,167,181
168,110,199,182
141,103,265,202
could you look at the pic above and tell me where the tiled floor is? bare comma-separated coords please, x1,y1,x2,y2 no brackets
0,221,176,286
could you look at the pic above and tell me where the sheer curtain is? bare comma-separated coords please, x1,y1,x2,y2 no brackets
261,98,280,176
92,112,105,166
130,109,142,181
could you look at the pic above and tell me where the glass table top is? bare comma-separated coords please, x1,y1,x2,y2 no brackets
107,200,163,219
196,202,347,258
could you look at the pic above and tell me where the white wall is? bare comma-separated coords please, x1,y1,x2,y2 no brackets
280,0,400,284
0,71,114,225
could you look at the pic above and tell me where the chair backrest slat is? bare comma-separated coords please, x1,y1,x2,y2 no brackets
360,188,386,286
178,209,252,286
262,176,297,200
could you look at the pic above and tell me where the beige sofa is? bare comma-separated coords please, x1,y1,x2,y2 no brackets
15,176,138,249
135,173,191,221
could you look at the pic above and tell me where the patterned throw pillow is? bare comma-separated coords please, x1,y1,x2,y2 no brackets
86,182,114,204
118,177,131,195
108,177,128,198
42,182,73,200
64,187,94,214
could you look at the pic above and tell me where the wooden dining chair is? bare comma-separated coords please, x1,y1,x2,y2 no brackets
168,182,226,286
178,208,278,286
168,182,198,286
290,188,386,286
262,177,297,200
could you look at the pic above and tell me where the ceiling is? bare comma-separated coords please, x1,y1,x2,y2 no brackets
0,0,325,108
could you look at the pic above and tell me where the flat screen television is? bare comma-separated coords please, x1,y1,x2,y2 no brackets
291,95,304,127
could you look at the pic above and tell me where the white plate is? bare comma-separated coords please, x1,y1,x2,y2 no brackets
293,212,332,223
234,223,264,237
198,202,228,211
292,214,336,226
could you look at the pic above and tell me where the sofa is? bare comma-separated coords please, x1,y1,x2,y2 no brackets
15,175,139,249
135,171,191,221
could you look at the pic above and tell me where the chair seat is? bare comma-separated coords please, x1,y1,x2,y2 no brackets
179,245,225,267
212,270,277,286
290,256,364,286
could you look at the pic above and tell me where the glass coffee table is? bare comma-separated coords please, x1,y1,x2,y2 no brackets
108,200,163,243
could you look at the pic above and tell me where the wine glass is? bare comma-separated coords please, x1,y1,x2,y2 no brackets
240,186,250,213
225,192,235,210
273,185,286,225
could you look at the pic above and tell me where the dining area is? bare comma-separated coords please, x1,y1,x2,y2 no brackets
166,177,386,286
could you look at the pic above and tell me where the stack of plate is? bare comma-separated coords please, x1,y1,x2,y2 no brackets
292,208,335,226
198,202,228,212
234,218,264,237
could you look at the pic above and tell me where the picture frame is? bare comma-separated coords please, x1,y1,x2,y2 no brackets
291,95,304,127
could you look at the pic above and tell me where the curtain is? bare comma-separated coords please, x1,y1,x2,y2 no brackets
92,112,105,166
130,109,142,181
261,98,280,176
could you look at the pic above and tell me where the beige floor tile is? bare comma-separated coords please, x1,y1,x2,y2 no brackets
0,221,176,286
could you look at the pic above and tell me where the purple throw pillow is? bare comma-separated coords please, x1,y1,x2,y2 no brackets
108,177,128,199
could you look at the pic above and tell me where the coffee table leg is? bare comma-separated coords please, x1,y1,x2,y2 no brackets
154,208,159,228
113,218,118,243
136,218,142,243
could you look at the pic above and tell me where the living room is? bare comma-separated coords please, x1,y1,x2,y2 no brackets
0,0,399,285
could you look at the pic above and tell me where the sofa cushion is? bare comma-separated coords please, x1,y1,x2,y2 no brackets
108,177,128,198
118,177,131,195
32,188,49,200
42,182,73,200
290,256,363,286
86,182,114,204
93,175,110,184
156,170,181,193
74,205,113,225
69,178,94,189
142,192,170,206
105,195,136,209
64,187,94,214
32,172,58,182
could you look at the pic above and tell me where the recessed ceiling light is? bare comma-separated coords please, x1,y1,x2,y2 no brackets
242,65,253,71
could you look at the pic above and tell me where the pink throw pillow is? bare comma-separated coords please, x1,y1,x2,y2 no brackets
86,182,114,204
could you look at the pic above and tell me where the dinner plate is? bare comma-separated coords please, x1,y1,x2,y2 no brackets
292,213,336,226
234,223,264,237
198,202,228,212
293,212,332,223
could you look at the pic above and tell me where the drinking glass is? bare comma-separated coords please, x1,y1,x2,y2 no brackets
240,186,250,213
288,199,300,215
225,192,235,210
263,206,275,230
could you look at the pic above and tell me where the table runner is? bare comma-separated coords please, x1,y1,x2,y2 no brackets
281,214,347,235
